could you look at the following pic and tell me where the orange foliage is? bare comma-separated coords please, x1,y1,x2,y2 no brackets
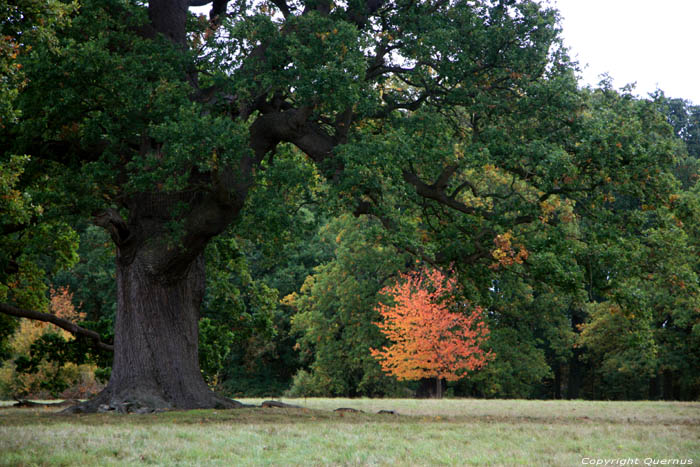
49,286,85,324
490,231,528,270
370,267,492,382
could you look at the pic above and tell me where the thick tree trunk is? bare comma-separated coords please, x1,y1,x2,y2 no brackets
435,377,443,399
69,245,240,413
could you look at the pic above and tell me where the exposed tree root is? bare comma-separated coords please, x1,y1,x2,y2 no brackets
60,387,248,414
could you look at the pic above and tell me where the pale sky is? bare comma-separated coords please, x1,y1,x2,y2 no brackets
553,0,700,104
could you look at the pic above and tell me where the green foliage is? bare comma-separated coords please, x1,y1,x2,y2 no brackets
459,327,552,398
655,92,700,188
284,369,323,397
52,226,116,324
0,317,104,400
199,235,278,388
198,317,236,388
2,0,699,403
288,215,408,397
0,0,77,125
0,155,81,360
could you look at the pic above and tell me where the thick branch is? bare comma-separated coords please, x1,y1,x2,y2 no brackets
344,0,387,29
250,108,335,163
123,178,249,278
93,208,130,246
433,164,459,191
270,0,291,18
0,303,114,352
450,179,480,199
403,170,478,216
373,91,433,119
210,0,229,21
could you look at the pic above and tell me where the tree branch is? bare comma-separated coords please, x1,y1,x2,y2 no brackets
0,303,114,352
344,0,387,29
450,179,480,199
432,164,459,191
250,107,335,163
93,208,130,246
209,0,229,21
403,170,478,216
270,0,291,18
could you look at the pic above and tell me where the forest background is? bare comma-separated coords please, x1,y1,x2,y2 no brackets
1,0,699,404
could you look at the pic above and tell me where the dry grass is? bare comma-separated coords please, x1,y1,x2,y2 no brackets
0,398,698,466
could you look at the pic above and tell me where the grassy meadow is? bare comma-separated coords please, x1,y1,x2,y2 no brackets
0,398,698,466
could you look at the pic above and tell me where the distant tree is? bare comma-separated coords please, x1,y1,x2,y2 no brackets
370,267,491,398
655,93,700,187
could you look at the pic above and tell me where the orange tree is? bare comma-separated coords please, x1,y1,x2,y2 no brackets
370,266,492,398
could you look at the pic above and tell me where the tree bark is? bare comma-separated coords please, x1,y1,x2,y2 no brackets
553,362,562,399
566,307,585,399
435,377,443,399
69,238,240,413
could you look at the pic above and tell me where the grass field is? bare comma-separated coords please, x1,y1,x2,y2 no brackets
1,398,698,466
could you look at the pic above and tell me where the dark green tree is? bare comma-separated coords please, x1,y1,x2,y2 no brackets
287,215,407,396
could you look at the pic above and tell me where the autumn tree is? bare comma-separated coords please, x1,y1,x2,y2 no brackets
371,267,491,398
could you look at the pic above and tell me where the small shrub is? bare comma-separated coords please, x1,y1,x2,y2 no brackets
284,369,328,397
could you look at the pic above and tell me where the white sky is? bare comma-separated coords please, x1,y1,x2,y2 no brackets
552,0,700,104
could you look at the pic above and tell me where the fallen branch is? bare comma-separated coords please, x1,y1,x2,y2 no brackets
11,399,81,408
260,400,303,409
333,407,364,413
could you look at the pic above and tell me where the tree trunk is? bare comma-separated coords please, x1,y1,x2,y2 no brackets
69,244,240,413
567,306,586,399
435,376,443,399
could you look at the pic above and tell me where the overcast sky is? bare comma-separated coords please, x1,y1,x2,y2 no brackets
552,0,699,104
